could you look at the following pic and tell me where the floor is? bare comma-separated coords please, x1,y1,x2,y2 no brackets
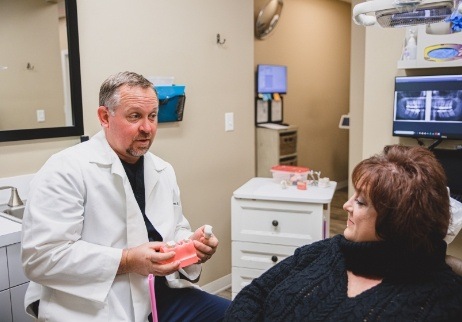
216,187,349,300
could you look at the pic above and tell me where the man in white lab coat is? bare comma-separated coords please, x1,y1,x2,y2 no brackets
21,71,230,321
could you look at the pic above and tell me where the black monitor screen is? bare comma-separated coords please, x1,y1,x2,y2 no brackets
257,64,287,94
392,75,462,140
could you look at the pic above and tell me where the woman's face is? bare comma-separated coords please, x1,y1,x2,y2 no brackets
343,190,380,242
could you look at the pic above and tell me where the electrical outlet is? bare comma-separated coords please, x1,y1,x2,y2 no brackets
225,112,234,132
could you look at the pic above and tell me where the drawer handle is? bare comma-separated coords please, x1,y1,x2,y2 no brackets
271,255,278,263
272,220,279,227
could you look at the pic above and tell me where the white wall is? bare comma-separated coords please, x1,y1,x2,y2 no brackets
348,0,365,194
0,0,255,285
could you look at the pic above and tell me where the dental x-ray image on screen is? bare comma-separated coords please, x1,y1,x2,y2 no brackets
431,90,462,121
393,75,462,140
395,90,462,121
395,91,427,121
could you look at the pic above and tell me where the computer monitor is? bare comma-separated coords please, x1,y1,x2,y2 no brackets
392,75,462,140
256,64,287,94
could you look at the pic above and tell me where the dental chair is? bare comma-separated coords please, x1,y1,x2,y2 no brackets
446,255,462,276
445,196,462,276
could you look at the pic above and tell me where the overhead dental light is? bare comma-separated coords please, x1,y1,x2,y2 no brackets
353,0,462,27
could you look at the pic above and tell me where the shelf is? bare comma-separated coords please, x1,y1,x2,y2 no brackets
397,24,462,70
398,58,462,69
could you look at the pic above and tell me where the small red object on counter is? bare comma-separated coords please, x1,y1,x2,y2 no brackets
297,181,307,190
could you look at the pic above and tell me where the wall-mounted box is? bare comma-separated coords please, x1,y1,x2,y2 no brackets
255,97,284,125
154,85,186,123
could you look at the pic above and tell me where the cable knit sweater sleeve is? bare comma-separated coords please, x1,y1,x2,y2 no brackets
224,239,331,321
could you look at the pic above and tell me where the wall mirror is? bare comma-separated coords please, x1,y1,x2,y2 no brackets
255,0,284,40
0,0,83,142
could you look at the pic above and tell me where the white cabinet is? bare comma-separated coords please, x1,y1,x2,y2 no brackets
231,178,336,298
1,247,9,291
7,243,28,288
0,289,13,322
0,243,31,322
256,126,298,177
10,283,29,322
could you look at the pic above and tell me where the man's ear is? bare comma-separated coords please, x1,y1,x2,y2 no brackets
97,106,110,128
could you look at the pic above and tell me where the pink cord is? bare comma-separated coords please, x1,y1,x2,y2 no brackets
148,274,158,322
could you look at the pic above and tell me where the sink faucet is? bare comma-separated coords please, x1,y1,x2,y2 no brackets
0,186,24,207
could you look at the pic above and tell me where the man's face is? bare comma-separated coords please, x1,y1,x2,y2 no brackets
98,85,159,164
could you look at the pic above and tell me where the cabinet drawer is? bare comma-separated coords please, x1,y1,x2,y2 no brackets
0,288,13,322
0,247,8,291
279,131,297,156
232,266,265,297
11,282,30,322
232,241,296,270
7,243,28,287
232,198,323,246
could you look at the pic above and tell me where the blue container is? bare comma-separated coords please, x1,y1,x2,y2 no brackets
154,85,186,123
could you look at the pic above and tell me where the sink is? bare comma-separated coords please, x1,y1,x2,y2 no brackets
0,205,25,223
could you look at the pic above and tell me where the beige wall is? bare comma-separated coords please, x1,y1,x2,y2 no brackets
254,0,351,185
0,0,255,286
350,0,462,258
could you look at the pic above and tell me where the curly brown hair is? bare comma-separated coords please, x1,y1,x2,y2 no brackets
352,145,450,253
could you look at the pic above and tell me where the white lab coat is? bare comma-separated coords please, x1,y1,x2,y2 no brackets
21,131,201,322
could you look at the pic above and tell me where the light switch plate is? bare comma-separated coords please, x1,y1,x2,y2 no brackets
36,109,45,122
225,112,234,132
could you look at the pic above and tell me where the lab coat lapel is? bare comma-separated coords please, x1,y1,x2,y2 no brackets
90,132,149,245
116,166,147,245
111,156,151,322
144,153,161,202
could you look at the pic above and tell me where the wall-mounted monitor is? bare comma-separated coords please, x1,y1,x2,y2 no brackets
257,64,287,94
392,75,462,140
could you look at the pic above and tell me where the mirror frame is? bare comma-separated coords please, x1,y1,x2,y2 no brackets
0,0,83,143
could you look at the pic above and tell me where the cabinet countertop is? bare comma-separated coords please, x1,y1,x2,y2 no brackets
0,216,21,247
233,177,337,203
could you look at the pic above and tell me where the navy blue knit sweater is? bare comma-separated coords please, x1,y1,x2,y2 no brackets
225,235,462,321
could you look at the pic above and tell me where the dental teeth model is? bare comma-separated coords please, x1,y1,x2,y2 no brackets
160,239,199,268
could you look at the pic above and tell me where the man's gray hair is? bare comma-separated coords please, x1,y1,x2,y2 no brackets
99,71,155,114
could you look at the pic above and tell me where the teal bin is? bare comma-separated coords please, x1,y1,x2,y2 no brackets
154,85,186,123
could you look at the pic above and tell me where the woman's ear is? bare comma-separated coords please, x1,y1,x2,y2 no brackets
97,106,110,128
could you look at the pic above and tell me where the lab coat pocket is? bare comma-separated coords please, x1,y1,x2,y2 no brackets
40,289,107,321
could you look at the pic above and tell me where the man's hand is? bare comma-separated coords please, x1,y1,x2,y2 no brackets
117,242,181,276
190,225,219,263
